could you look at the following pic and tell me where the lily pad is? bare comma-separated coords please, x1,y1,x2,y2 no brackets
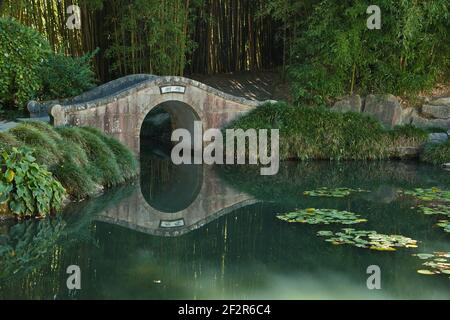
417,270,435,275
413,252,450,279
416,204,450,218
277,208,367,225
402,188,450,203
436,220,450,233
317,228,417,251
303,187,369,198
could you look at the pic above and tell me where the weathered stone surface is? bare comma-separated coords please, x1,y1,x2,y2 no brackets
422,104,450,119
428,133,448,144
429,97,450,107
411,114,450,130
0,121,18,132
95,166,260,237
388,146,421,159
332,95,362,113
398,107,418,125
363,94,402,128
36,75,269,153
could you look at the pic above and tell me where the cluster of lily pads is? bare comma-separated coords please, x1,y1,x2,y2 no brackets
436,220,450,233
417,204,450,217
402,187,450,203
316,228,418,251
303,187,369,198
276,208,367,225
413,252,450,278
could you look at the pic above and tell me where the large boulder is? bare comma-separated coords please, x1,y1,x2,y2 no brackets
422,104,450,119
332,95,362,113
363,94,402,128
427,133,448,145
411,114,450,130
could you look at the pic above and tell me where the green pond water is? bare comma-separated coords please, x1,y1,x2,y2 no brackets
0,147,449,299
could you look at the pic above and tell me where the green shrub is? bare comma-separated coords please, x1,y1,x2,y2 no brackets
0,122,138,209
0,18,98,110
0,147,66,218
39,49,98,100
226,102,427,161
420,141,450,165
0,18,51,109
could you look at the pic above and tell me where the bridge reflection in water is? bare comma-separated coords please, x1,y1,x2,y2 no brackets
94,147,260,237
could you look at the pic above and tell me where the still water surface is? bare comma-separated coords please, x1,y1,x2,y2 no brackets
0,147,449,299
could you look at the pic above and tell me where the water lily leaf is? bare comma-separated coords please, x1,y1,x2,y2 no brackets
417,270,435,275
415,253,434,260
402,188,450,203
318,229,417,251
277,208,367,225
413,252,450,280
302,187,369,198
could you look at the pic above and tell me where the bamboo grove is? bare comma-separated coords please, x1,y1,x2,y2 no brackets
0,0,284,81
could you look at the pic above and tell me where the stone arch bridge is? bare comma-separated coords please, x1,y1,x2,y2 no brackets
28,74,269,153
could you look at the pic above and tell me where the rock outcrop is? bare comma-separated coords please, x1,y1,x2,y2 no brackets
363,94,402,128
332,94,450,130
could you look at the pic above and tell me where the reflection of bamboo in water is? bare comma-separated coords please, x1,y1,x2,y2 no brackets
148,158,172,200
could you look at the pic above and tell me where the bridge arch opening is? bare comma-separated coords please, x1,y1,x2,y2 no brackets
139,100,203,213
140,100,201,149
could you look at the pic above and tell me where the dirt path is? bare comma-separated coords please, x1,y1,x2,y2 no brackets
191,70,290,102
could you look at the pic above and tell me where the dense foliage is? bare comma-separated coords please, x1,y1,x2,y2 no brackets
39,50,98,101
0,147,66,218
1,1,448,102
4,122,138,201
0,18,97,111
287,0,450,104
226,102,428,161
0,18,50,108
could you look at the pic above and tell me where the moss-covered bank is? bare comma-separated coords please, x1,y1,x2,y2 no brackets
0,122,138,201
226,102,429,161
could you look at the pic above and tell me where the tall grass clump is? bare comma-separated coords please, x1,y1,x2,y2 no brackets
1,122,138,201
9,123,63,167
81,127,138,181
0,132,19,151
226,102,428,161
420,141,450,165
56,127,123,187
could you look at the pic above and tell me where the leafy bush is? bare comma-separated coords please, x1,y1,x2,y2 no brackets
0,18,50,109
420,141,450,165
2,122,138,202
39,49,98,100
0,147,66,218
226,102,427,161
289,0,450,104
0,18,97,110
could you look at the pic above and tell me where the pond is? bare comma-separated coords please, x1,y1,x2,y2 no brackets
0,146,449,299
